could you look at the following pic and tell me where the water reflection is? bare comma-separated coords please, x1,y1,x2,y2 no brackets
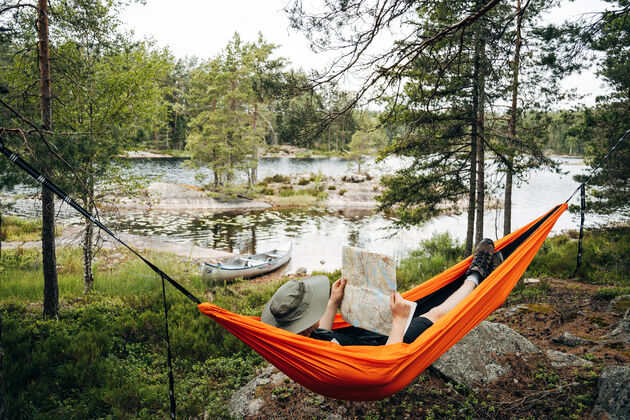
101,207,409,272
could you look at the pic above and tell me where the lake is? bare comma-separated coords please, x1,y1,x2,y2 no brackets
3,155,614,272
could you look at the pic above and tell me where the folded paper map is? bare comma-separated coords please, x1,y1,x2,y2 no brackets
340,246,417,336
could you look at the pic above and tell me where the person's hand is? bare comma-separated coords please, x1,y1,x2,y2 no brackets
390,291,411,323
329,277,347,308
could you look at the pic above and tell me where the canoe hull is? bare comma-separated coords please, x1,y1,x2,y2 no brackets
201,247,291,282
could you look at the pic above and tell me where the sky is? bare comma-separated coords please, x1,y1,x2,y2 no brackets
120,0,613,107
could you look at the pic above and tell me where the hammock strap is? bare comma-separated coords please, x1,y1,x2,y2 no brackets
570,184,585,278
161,275,177,420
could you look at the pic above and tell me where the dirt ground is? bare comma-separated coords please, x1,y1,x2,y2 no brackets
491,279,628,365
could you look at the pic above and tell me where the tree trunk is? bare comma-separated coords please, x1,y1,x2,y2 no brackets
466,138,477,255
173,110,178,146
42,188,58,318
82,218,94,293
251,104,259,186
38,0,58,318
328,124,331,151
474,37,487,245
0,314,5,420
82,175,94,293
505,0,523,236
0,209,3,259
466,28,482,255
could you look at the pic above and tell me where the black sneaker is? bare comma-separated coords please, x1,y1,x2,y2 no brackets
466,238,495,280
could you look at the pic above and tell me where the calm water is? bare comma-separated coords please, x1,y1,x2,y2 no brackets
4,156,617,272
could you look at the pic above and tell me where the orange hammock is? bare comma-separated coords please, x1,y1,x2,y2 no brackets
199,204,566,401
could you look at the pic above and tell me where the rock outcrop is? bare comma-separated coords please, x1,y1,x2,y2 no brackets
608,294,630,315
227,365,288,419
118,182,272,211
431,321,538,387
552,331,598,347
592,366,630,420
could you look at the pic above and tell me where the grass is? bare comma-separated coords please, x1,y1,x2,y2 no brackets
1,215,64,242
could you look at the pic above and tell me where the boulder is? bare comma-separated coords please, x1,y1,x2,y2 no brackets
608,295,630,315
432,321,538,387
545,350,592,368
523,278,540,285
342,174,366,183
295,267,308,276
227,365,288,419
118,182,272,211
607,308,630,345
552,331,597,347
592,366,630,420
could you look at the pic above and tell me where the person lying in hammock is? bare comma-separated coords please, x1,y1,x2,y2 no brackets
262,238,501,345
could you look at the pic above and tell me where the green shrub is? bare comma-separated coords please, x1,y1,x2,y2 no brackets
526,226,630,287
338,189,347,196
278,188,322,198
397,233,464,290
298,178,310,185
328,185,337,190
594,286,630,300
0,246,272,419
263,174,290,184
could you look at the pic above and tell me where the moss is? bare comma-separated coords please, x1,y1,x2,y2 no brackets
522,303,555,314
586,315,610,327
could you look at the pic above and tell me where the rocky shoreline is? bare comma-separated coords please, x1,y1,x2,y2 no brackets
120,145,349,160
113,172,383,212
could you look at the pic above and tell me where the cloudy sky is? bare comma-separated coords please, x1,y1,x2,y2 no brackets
121,0,612,106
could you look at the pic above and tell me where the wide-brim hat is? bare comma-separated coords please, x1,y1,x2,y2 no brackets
261,275,330,334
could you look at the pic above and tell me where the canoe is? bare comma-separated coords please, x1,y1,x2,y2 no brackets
201,245,292,282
